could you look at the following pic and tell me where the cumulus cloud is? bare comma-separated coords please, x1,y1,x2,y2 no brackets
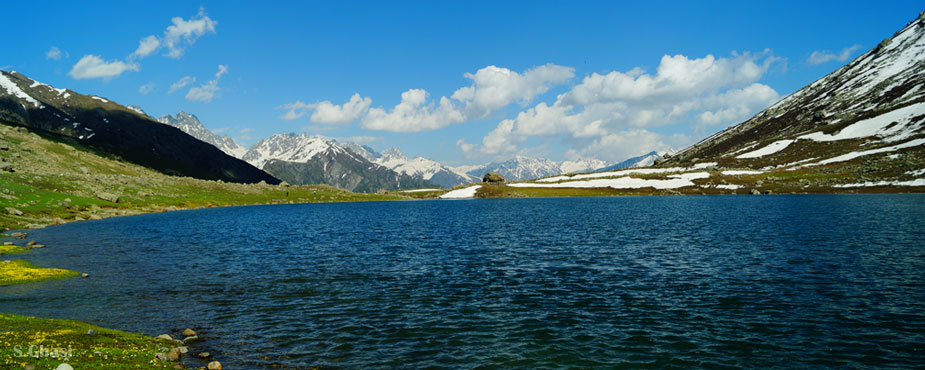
280,94,372,124
808,44,861,65
362,89,466,132
131,35,161,59
185,65,227,103
334,136,383,145
475,51,783,162
46,46,65,60
138,82,155,95
68,55,139,80
169,76,196,93
163,9,218,58
451,63,574,118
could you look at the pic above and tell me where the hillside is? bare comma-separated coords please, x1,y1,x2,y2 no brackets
658,13,925,182
0,71,276,184
157,111,247,158
0,121,403,232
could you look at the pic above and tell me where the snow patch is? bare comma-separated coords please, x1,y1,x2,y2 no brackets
0,73,41,107
736,140,794,159
834,178,925,188
716,184,742,190
440,185,481,199
400,188,442,193
798,102,925,143
511,175,702,190
809,138,925,166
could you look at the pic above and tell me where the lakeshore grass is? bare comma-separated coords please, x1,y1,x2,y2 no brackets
0,313,178,369
0,260,78,286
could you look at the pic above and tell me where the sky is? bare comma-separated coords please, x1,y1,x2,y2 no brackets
3,1,922,166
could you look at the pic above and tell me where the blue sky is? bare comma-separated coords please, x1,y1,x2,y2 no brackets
4,1,922,165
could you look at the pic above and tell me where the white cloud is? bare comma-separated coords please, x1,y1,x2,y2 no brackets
169,76,196,93
68,55,139,80
280,94,372,124
46,46,65,60
456,139,475,155
362,89,466,132
310,94,372,124
131,35,161,59
212,127,229,134
452,63,574,118
808,44,861,65
185,65,227,103
138,82,155,95
163,8,218,58
475,51,783,162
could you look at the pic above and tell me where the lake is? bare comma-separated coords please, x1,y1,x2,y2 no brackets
3,195,925,368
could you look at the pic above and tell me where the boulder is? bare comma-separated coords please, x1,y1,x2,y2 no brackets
0,145,8,151
482,172,505,183
55,364,73,370
198,352,212,359
0,163,12,172
749,189,761,195
81,273,89,278
87,329,97,335
156,334,175,341
96,192,119,203
182,335,200,343
182,328,197,337
31,244,45,249
207,361,222,370
167,347,182,361
279,181,290,187
5,207,22,216
78,167,90,174
154,353,168,361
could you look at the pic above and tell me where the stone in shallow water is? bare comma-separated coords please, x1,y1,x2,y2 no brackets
182,328,197,337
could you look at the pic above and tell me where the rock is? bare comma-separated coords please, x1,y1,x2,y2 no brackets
156,334,175,341
182,335,200,343
257,180,267,186
198,352,212,359
749,189,761,195
90,214,103,220
0,144,8,151
10,232,24,237
87,329,97,335
0,163,12,172
25,365,35,370
27,241,36,246
81,273,89,278
177,346,189,354
31,244,45,249
55,364,73,370
207,361,222,370
78,167,90,174
482,172,505,183
2,242,11,246
182,328,197,337
5,207,23,216
167,347,182,361
279,181,290,187
154,353,168,361
96,192,120,203
764,190,774,195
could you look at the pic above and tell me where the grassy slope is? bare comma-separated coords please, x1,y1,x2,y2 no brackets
0,121,407,232
0,313,179,369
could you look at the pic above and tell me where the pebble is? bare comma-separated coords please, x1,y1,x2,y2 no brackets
207,361,222,370
87,329,97,335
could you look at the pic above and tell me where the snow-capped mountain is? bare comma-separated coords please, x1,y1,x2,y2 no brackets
560,157,609,174
595,150,673,172
157,112,247,158
241,133,433,192
0,70,276,184
463,155,609,181
372,147,477,188
661,13,925,187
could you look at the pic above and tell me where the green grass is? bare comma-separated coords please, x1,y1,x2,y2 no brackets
0,244,27,255
0,260,78,286
0,313,179,369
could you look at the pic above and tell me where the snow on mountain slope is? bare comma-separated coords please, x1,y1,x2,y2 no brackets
242,133,350,169
157,112,247,158
372,147,477,188
666,13,925,169
559,158,609,174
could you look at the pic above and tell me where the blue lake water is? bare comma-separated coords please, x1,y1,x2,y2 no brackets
2,195,925,368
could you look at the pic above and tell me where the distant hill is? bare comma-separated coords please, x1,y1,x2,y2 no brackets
157,111,247,158
0,70,277,184
242,133,434,192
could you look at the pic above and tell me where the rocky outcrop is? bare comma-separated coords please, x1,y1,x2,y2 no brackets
483,172,505,183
